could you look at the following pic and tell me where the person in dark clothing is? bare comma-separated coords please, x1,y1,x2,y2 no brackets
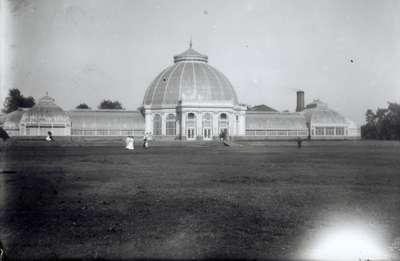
0,240,5,261
0,127,9,141
297,137,302,148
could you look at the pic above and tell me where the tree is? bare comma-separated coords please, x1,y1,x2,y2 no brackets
98,99,124,110
76,103,91,109
362,102,400,140
375,108,390,139
2,88,35,113
365,109,375,123
361,109,377,139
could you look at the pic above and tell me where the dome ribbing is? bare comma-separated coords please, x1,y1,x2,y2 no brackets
143,46,239,108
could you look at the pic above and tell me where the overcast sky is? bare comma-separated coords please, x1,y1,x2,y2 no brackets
1,0,399,124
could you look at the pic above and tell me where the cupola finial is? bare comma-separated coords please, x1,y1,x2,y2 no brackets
189,36,192,48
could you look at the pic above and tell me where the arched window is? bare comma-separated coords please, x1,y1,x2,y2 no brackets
166,114,176,136
187,113,195,120
220,113,227,120
219,113,229,136
153,114,162,135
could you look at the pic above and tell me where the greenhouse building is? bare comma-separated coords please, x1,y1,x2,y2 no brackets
0,44,360,140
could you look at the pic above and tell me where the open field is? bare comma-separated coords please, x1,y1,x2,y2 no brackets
0,139,400,260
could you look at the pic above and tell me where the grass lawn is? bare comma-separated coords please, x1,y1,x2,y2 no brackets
0,139,400,260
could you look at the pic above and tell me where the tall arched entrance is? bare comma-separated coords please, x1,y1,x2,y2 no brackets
186,113,196,140
202,113,212,140
166,114,176,136
153,114,162,136
218,113,229,137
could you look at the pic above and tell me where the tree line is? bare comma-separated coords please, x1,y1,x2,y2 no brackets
2,88,124,113
75,100,123,110
361,102,400,140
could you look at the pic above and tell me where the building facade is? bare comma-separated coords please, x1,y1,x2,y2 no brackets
68,110,144,137
141,44,246,140
0,45,361,140
245,111,308,139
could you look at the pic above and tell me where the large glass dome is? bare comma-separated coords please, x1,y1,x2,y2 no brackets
143,46,239,108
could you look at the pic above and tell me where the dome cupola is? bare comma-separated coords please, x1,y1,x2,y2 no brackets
173,41,208,63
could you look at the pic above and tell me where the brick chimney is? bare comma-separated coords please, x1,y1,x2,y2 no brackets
296,91,305,112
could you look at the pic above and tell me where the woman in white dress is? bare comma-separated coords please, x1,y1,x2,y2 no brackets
46,131,54,142
143,133,148,149
125,136,134,150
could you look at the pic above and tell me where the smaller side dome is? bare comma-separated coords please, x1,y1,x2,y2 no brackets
20,95,71,125
302,99,347,125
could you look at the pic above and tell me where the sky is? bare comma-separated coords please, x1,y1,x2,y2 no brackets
1,0,400,124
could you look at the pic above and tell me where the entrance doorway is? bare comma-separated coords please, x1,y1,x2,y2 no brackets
203,128,212,140
186,113,196,141
202,113,212,141
187,128,196,140
218,113,229,139
219,128,228,139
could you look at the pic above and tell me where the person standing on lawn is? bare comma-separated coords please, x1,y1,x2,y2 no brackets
143,133,149,149
46,131,54,142
297,137,302,148
125,136,134,150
